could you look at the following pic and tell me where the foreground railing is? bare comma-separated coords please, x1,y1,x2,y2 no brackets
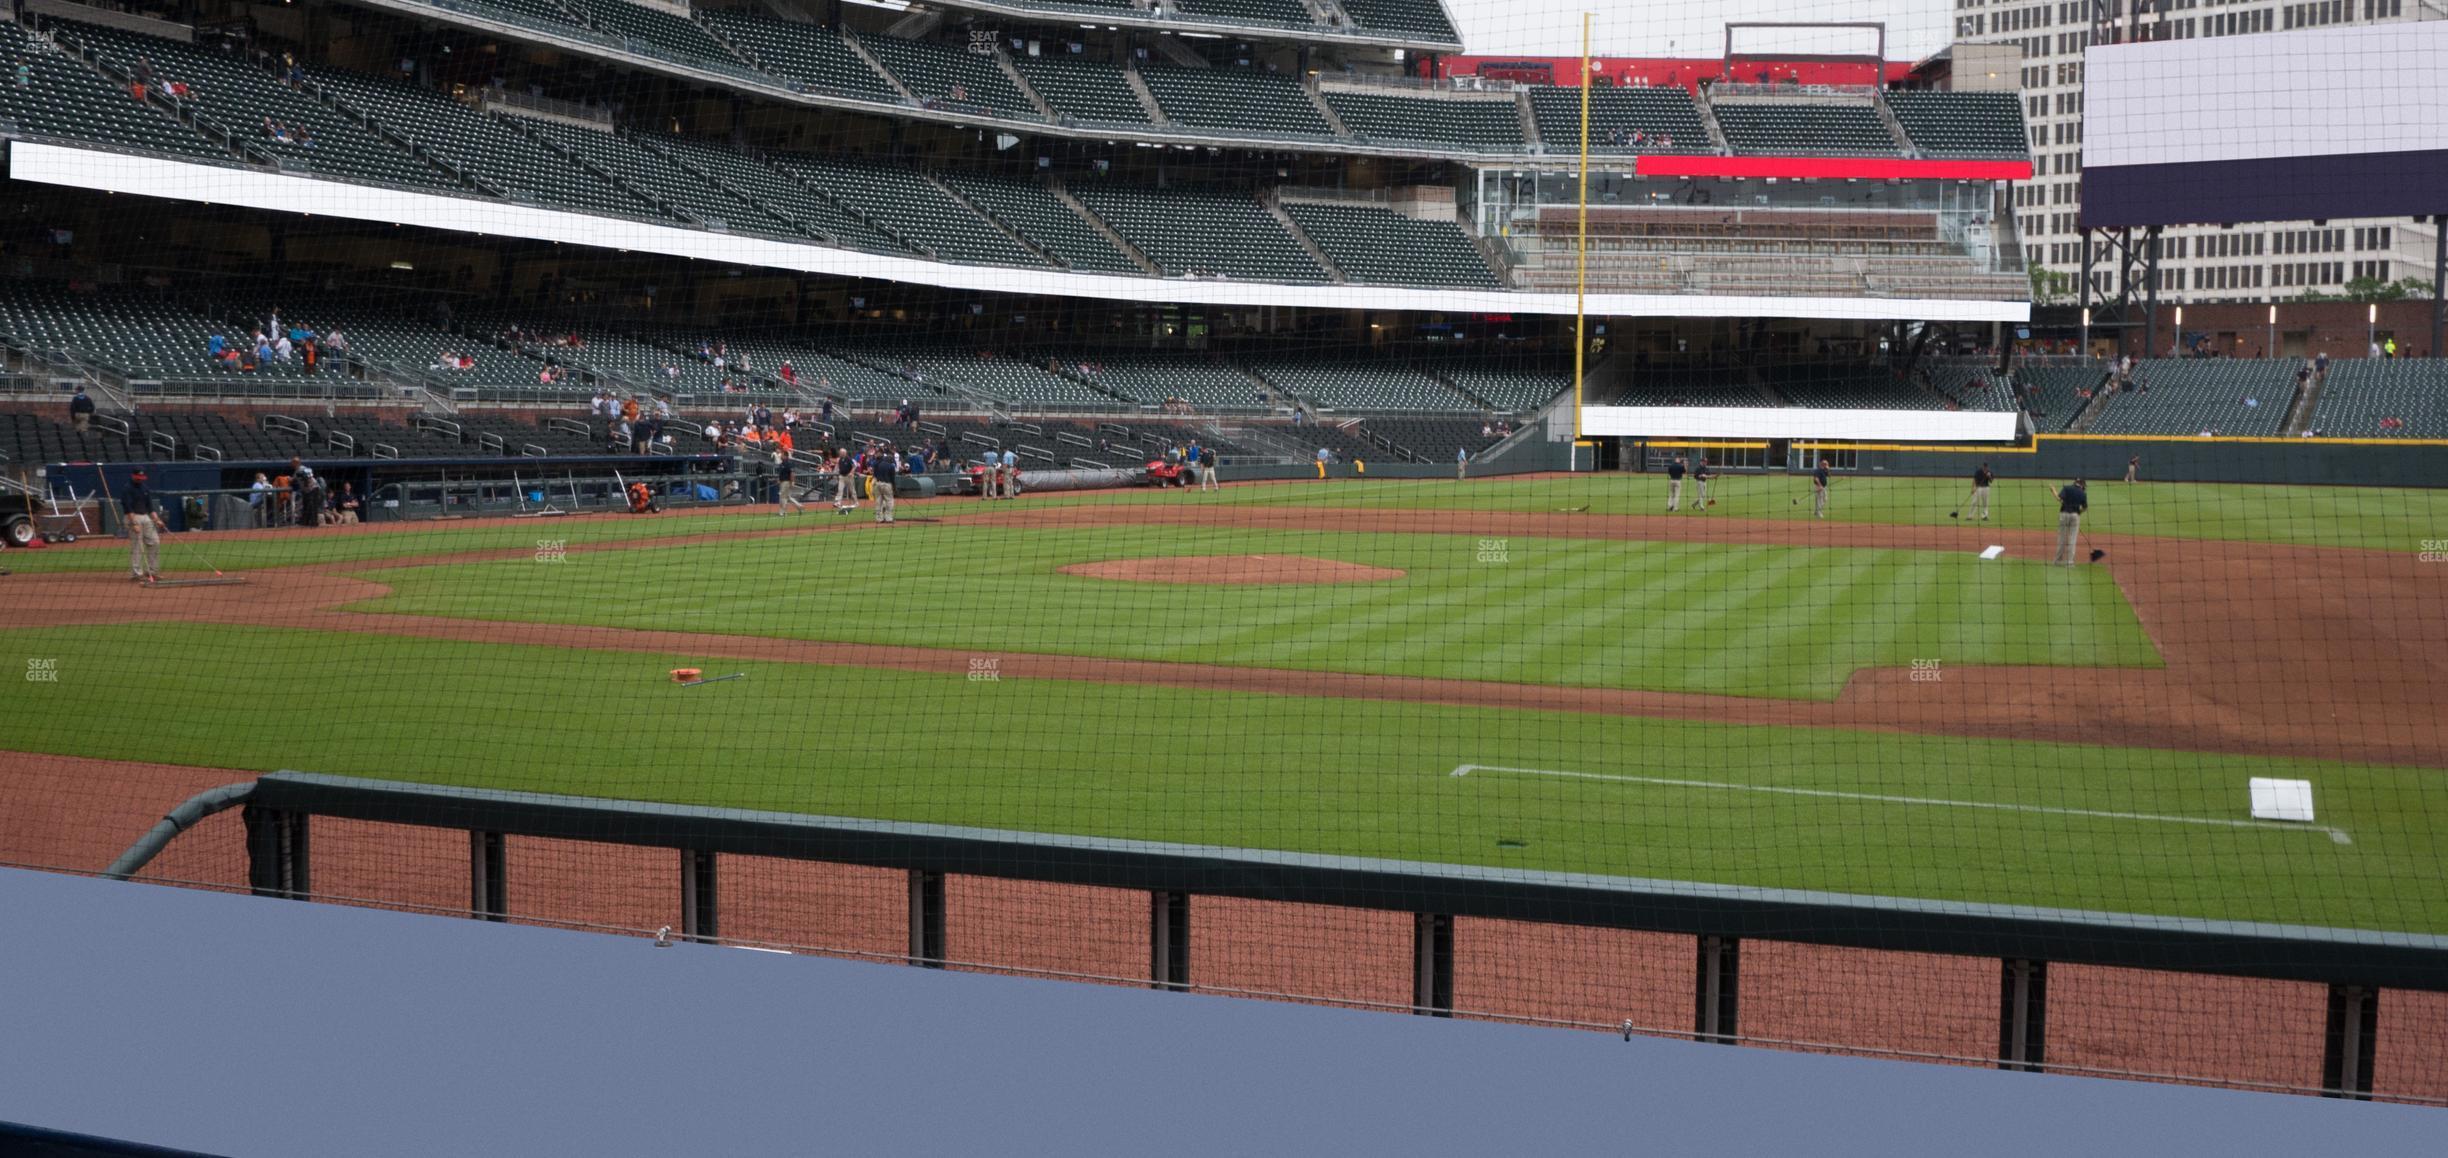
106,771,2448,1104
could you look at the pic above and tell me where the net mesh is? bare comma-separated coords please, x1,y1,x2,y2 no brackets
0,0,2440,1108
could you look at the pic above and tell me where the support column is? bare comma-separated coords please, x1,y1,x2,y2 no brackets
243,806,308,900
680,849,718,944
2142,225,2162,358
1412,913,1453,1017
1149,891,1189,992
2079,228,2095,354
2323,984,2378,1099
2430,215,2443,358
1695,935,1740,1044
1997,958,2049,1072
470,831,506,922
908,869,945,968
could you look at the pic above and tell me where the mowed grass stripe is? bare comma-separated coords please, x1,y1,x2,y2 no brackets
348,525,2158,701
1,622,2438,934
1108,475,2448,552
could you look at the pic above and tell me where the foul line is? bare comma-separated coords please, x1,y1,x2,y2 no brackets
1450,765,2353,845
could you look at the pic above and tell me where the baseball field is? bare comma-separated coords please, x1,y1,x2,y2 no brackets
5,473,2446,935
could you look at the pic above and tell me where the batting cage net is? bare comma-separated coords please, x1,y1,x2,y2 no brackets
0,0,2443,1107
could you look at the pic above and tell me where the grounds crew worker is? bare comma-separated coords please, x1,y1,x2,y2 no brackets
2053,478,2089,566
870,443,897,524
1693,455,1714,511
123,469,163,584
1966,462,1994,521
1666,455,1687,512
1812,458,1831,519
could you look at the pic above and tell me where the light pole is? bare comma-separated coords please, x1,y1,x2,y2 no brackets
2268,304,2277,360
2369,302,2378,356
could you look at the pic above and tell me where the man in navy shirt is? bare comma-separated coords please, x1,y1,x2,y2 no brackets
1666,455,1687,512
1965,462,1994,521
1812,459,1831,519
2053,478,2089,566
870,443,898,524
1692,455,1714,512
122,470,163,583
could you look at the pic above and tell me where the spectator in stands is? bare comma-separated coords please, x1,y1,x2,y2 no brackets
68,387,94,433
621,397,641,426
817,398,833,425
325,329,347,355
779,361,797,387
2385,338,2398,359
2369,340,2382,358
2313,351,2329,386
14,62,29,89
301,337,319,375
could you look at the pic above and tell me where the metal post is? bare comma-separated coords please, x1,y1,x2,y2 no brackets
2078,229,2095,355
243,805,307,900
1695,935,1740,1044
2323,984,2377,1099
1150,891,1190,992
1998,958,2049,1072
1412,913,1454,1017
470,831,506,922
680,849,718,944
908,869,945,968
2142,225,2162,358
2432,215,2444,358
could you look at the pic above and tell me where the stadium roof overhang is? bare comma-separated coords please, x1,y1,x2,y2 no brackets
9,141,2029,324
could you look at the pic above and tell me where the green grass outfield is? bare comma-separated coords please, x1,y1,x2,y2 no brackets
2,623,2437,934
1057,474,2448,551
348,525,2158,701
0,509,786,574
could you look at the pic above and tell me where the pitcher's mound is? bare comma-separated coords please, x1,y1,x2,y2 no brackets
1060,555,1404,585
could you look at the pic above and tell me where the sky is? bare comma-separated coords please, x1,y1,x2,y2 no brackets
1448,0,1952,63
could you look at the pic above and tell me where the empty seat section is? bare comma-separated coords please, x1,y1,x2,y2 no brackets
1283,202,1500,289
1765,364,1942,409
1069,185,1325,282
2084,360,2290,436
1336,0,1462,41
57,22,451,190
699,11,900,102
1883,91,2028,159
2309,359,2448,437
1139,65,1331,136
1322,91,1520,150
1423,362,1567,412
309,67,669,220
939,173,1141,274
1170,0,1316,28
858,34,1038,119
1009,53,1150,125
1251,359,1475,412
1062,354,1268,410
1714,101,1898,156
1527,86,1707,152
566,0,748,72
522,121,799,237
772,155,1045,266
640,135,908,252
0,24,228,161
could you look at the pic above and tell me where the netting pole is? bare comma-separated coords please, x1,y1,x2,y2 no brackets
243,806,309,901
1997,958,2049,1072
1149,891,1190,992
1695,935,1740,1045
680,850,719,944
1568,11,1590,460
908,870,945,968
2431,216,2444,358
2321,985,2378,1099
1411,913,1454,1017
470,831,506,922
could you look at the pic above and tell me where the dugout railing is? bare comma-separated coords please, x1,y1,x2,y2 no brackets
107,771,2448,1103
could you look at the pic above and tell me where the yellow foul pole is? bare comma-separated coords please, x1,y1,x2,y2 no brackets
1571,13,1591,451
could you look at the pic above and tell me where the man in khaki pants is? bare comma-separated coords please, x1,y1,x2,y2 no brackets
2052,478,2089,566
122,469,164,584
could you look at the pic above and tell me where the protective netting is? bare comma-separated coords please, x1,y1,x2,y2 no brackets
0,0,2442,1109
